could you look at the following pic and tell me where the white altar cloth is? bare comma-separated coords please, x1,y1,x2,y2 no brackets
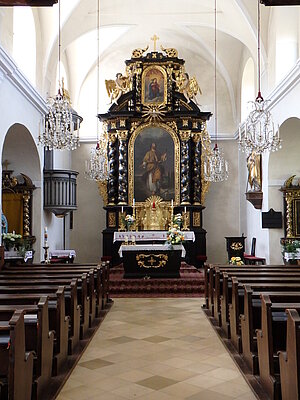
113,231,195,243
49,250,76,258
118,244,185,258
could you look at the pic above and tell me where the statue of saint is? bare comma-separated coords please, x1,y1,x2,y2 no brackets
247,151,262,191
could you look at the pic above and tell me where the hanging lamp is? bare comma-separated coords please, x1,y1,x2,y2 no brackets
85,0,108,181
239,0,281,155
203,0,228,182
39,0,82,151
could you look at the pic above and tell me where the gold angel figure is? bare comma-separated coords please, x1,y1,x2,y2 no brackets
175,72,202,105
105,73,130,105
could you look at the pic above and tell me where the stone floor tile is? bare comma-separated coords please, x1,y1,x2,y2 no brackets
136,375,179,390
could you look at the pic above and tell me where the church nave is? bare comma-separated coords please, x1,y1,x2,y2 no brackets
57,298,257,400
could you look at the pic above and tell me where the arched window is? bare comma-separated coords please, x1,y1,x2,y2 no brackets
13,7,36,85
241,58,255,122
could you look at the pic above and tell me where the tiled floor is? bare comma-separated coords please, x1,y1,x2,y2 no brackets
57,299,257,400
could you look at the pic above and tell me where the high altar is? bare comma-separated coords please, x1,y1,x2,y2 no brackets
98,38,212,267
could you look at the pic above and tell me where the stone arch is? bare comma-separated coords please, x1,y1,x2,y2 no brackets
2,123,42,260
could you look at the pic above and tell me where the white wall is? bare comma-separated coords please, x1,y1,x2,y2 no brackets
70,143,105,263
204,140,240,263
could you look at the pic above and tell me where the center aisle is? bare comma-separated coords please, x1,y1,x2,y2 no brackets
57,299,257,400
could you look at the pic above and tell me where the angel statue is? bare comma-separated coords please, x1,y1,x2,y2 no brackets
175,72,202,105
105,73,130,105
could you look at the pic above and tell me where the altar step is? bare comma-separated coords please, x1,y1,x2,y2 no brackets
109,263,204,298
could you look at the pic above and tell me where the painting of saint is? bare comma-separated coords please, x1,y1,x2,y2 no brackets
134,127,175,202
142,66,166,105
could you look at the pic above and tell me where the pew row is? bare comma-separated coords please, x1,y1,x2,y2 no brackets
0,309,34,400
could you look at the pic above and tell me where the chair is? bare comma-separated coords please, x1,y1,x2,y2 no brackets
244,238,266,265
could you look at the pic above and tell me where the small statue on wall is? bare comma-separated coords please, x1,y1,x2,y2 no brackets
174,70,202,105
105,73,130,105
247,151,262,191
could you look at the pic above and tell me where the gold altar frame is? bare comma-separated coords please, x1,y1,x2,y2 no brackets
141,65,167,106
128,122,180,205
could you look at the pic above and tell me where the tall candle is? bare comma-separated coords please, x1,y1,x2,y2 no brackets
171,199,173,208
184,206,187,213
121,206,124,213
133,198,135,207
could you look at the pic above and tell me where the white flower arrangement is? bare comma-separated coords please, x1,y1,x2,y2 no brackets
2,232,22,242
125,214,135,230
167,227,184,245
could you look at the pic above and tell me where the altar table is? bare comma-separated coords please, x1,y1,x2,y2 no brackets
119,244,184,278
113,231,195,243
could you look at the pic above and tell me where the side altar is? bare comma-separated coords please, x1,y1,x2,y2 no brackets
97,39,213,267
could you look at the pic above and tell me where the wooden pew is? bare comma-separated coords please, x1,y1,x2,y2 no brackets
228,276,300,352
2,268,97,326
206,264,300,318
256,295,300,400
216,269,300,333
216,267,300,338
8,262,110,313
0,309,34,400
0,272,90,339
278,308,300,400
0,276,81,353
240,287,300,374
0,294,55,400
0,286,68,376
218,269,300,337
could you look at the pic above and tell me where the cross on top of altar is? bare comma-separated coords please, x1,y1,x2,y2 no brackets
151,34,159,51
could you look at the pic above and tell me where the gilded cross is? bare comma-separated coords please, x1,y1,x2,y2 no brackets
148,256,156,266
151,34,159,52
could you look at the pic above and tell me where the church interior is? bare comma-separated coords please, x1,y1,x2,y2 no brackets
1,0,300,399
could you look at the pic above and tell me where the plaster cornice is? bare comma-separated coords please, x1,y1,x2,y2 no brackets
0,45,48,114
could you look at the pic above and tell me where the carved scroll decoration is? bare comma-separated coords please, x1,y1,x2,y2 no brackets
117,130,128,204
180,130,191,205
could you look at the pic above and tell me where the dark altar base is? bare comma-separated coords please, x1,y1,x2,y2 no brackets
110,262,205,298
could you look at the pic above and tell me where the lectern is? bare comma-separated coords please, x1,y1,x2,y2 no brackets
225,236,246,261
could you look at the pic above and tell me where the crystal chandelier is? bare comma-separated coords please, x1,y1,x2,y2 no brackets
204,144,228,182
39,0,81,151
85,142,108,181
239,0,281,155
85,0,108,181
203,0,228,182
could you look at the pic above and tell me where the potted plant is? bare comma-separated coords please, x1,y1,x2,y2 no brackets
229,256,244,266
282,240,300,264
2,232,22,251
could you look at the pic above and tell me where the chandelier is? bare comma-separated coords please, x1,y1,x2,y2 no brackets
203,0,228,182
85,0,108,181
239,0,281,155
39,0,82,151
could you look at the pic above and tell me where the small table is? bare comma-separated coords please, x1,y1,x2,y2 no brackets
119,244,184,279
49,250,76,263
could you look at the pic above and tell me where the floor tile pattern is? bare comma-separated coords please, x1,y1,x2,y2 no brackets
57,298,257,400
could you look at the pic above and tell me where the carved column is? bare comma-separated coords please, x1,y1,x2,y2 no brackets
107,133,118,205
180,130,191,205
23,191,31,237
192,132,201,205
117,130,128,205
